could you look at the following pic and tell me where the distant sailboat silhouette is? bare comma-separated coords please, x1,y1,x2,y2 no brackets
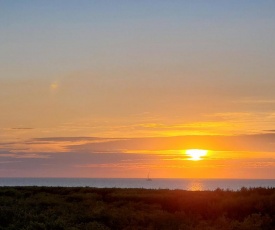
146,172,152,181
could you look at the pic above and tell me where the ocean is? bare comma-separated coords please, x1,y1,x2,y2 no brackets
1,178,275,191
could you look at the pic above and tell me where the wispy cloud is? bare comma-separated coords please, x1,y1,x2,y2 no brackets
264,130,275,133
206,112,275,134
11,127,34,130
30,137,101,142
235,98,275,104
0,160,22,164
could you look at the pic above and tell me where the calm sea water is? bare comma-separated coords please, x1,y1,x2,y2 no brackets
1,178,275,191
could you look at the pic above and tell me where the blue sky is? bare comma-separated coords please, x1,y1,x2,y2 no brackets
2,0,275,79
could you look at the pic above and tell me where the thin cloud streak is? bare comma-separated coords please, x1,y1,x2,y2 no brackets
1,133,275,160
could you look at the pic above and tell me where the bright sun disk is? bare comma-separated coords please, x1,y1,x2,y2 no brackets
185,149,208,161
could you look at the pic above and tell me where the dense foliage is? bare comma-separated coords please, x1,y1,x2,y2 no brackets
1,186,275,229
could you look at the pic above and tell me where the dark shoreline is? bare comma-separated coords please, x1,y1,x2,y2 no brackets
1,187,275,229
1,178,275,191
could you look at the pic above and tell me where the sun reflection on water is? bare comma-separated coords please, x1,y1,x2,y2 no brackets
187,181,204,191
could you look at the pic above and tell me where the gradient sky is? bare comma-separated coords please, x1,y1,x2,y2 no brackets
1,1,275,178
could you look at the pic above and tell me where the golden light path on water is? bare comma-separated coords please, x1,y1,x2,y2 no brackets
187,181,205,191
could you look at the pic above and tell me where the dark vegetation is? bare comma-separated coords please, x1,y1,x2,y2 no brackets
1,187,275,230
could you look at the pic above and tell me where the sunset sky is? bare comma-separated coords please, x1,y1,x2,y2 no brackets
1,1,275,178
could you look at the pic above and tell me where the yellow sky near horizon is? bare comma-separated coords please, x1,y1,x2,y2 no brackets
1,58,275,178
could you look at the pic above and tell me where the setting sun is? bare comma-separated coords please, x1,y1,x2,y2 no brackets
186,149,208,161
